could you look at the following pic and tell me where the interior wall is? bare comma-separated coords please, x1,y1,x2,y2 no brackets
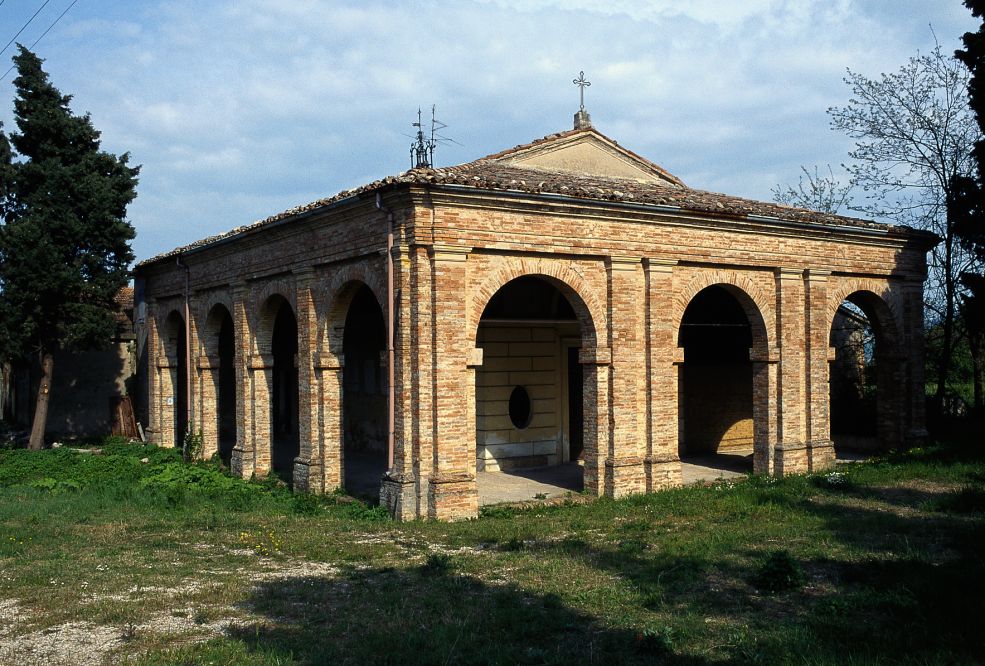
476,323,577,471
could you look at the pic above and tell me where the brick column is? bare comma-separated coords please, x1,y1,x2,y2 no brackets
382,247,418,519
312,351,343,492
605,256,647,496
775,268,809,475
196,353,220,459
901,277,929,447
230,283,255,479
155,351,179,448
751,348,779,475
249,353,274,476
293,268,321,492
427,245,477,520
412,246,434,518
805,270,835,471
645,258,683,490
144,299,161,444
580,346,611,496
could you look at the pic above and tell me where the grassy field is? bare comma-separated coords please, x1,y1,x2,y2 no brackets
0,438,983,664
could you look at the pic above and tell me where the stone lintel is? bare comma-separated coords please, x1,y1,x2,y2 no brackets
430,244,471,262
466,347,484,368
249,353,274,370
645,257,677,274
579,346,611,365
608,255,642,272
775,267,805,279
314,351,343,370
196,354,220,369
672,347,685,365
750,348,780,363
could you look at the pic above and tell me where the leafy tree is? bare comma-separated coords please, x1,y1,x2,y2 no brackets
772,164,853,214
0,47,139,449
823,41,980,413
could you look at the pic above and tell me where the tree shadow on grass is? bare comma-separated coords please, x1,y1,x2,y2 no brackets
219,562,711,665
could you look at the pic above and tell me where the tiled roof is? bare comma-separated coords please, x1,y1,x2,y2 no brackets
136,130,930,267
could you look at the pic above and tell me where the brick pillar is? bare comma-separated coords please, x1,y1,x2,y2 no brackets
382,247,418,519
196,354,220,459
412,246,434,518
293,268,321,492
427,245,478,520
775,268,809,475
606,256,647,496
156,352,178,449
580,346,611,496
250,353,274,476
805,270,835,471
645,258,683,490
901,277,929,447
313,352,343,492
751,349,779,475
230,284,255,479
144,299,161,444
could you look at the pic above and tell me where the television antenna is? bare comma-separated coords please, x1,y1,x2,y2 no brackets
409,105,459,169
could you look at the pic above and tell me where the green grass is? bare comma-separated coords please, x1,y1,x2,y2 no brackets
1,439,984,664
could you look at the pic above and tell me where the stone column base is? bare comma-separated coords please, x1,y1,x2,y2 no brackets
775,441,810,476
605,456,646,498
381,471,419,521
645,455,683,491
231,446,253,479
807,440,835,472
428,472,478,521
292,458,324,494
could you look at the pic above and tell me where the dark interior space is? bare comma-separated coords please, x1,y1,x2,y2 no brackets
830,297,880,452
271,301,299,482
343,285,388,498
217,310,236,465
679,286,753,466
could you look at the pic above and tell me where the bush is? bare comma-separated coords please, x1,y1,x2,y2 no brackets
751,549,805,593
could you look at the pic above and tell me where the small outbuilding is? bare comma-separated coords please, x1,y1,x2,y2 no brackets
135,109,934,520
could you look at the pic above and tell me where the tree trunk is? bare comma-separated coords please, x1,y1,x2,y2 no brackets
934,224,957,415
971,330,983,414
27,352,53,450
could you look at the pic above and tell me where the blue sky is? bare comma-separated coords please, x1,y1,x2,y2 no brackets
0,1,979,261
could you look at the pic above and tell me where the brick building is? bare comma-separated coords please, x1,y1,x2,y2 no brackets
134,112,934,521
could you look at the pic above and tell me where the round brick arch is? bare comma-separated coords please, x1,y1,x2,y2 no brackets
468,257,604,348
825,277,902,347
319,262,387,354
197,291,234,357
252,279,297,356
673,270,776,356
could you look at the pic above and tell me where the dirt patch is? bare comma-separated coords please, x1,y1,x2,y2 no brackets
0,621,121,666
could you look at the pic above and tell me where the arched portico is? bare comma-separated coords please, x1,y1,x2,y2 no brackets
828,289,905,452
676,282,776,474
159,309,188,449
472,271,606,498
198,302,236,462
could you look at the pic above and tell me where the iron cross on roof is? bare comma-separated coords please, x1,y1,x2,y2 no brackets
572,71,591,111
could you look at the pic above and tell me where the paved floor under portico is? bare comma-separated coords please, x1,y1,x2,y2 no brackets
476,447,868,506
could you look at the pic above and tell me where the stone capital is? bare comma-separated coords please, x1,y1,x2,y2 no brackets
249,353,274,370
466,347,484,368
430,244,471,262
608,256,642,272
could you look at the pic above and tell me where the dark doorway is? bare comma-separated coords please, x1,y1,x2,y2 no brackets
166,312,188,448
567,346,584,461
829,295,889,454
342,285,387,499
678,286,754,471
216,311,236,464
271,301,299,482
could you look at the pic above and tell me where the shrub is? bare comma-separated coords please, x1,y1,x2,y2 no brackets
752,549,805,593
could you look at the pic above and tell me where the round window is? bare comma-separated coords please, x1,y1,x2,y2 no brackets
508,386,532,429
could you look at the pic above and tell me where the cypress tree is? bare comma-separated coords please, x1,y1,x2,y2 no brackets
0,46,139,449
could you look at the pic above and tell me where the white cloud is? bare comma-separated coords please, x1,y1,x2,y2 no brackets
0,0,977,259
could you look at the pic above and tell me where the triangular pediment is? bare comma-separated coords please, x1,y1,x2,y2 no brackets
482,128,683,187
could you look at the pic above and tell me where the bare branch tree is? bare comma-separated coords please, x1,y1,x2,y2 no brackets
827,40,980,410
772,164,854,214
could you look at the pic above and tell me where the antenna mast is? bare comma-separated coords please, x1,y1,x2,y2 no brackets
410,105,447,169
